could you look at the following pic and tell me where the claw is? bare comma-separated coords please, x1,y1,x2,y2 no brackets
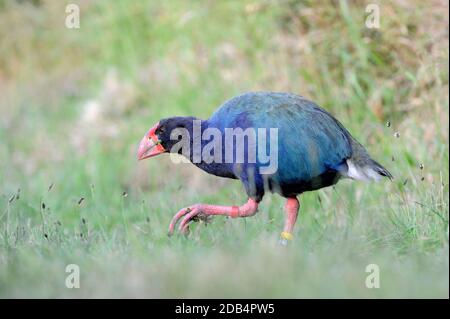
168,207,190,235
168,204,203,236
179,207,201,234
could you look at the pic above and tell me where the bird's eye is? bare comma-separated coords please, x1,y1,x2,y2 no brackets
158,127,166,134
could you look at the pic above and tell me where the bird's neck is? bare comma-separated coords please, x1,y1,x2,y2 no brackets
175,117,208,163
172,118,235,177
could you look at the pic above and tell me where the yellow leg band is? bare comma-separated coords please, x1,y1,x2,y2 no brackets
281,231,293,241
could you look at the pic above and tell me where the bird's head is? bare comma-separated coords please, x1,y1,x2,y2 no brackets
137,117,196,161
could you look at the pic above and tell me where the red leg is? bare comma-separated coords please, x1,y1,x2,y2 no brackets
280,197,300,244
168,198,259,235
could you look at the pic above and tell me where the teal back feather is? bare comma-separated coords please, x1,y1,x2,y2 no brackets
207,92,354,197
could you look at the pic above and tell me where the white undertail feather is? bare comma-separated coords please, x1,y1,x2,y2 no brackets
345,159,382,182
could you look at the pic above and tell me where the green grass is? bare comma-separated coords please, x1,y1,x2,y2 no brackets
0,0,448,298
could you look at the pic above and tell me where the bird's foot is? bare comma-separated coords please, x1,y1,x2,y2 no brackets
168,204,207,236
167,199,259,236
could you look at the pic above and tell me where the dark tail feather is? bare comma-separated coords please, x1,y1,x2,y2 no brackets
345,138,393,181
369,159,393,180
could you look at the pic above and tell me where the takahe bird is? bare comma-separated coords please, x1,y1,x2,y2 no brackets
138,92,392,243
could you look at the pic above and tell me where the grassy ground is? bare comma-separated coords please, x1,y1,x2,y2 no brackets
0,0,448,298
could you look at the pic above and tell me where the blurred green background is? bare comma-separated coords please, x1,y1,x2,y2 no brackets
0,0,448,298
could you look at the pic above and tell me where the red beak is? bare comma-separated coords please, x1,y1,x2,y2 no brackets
137,122,166,160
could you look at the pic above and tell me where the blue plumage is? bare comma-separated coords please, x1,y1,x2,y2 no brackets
204,92,355,199
154,92,391,201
